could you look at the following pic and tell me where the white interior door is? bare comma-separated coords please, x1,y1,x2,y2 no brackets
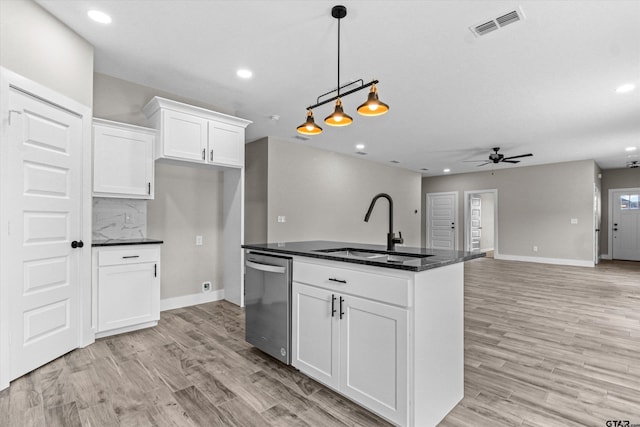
426,192,457,250
470,195,482,252
612,190,640,261
7,86,83,380
594,184,601,265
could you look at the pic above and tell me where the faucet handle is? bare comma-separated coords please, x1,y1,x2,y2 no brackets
394,231,404,244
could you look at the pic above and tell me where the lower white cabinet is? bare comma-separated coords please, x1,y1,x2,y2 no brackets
92,245,161,338
292,257,464,427
292,262,409,426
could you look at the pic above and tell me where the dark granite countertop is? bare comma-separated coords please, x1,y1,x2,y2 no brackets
242,240,484,272
92,238,164,247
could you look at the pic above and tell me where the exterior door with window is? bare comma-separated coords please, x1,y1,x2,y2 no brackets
612,190,640,261
470,195,482,251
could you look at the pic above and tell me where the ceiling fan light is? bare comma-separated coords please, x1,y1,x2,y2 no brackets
357,84,389,116
325,99,353,126
297,110,323,135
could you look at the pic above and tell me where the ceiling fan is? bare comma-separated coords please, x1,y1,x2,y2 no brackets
466,147,533,167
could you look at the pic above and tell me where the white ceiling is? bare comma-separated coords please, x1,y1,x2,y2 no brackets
36,0,640,176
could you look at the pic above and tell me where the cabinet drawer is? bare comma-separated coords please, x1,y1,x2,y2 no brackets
293,259,410,307
98,246,160,267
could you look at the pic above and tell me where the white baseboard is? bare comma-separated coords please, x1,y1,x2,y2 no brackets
161,289,225,311
599,253,612,260
494,253,595,267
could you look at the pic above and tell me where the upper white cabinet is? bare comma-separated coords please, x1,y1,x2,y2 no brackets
143,96,251,168
92,119,155,199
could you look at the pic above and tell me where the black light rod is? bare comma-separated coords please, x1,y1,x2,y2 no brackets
307,79,379,110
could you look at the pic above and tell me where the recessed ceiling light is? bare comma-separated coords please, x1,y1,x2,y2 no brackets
88,10,112,24
355,143,365,150
625,146,637,152
443,168,451,173
237,69,253,79
616,83,636,93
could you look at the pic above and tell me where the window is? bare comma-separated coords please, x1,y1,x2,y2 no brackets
620,194,639,210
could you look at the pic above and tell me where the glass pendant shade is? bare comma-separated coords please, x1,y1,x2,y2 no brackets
297,110,323,135
324,98,353,126
357,84,389,116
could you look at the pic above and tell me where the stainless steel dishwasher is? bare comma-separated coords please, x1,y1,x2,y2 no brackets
244,251,292,364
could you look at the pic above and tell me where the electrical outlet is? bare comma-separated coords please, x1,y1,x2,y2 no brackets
196,235,203,246
202,281,211,293
533,245,538,252
124,212,134,224
570,218,578,224
277,216,286,223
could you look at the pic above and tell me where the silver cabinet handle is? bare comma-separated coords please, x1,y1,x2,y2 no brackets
246,260,285,274
328,277,347,284
202,148,206,160
122,255,140,259
210,150,214,161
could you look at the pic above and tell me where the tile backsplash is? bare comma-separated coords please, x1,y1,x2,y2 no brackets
92,198,147,240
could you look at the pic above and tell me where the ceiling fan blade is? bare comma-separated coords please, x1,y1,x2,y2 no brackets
503,153,533,160
476,162,491,167
502,160,520,164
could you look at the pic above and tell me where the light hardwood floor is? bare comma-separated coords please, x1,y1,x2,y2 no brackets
0,258,638,426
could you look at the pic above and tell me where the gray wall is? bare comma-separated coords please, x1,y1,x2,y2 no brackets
422,160,598,262
246,137,422,247
0,0,94,106
244,138,268,244
93,73,229,298
600,168,640,256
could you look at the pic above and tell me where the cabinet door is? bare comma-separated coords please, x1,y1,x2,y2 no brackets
292,283,339,389
340,295,408,426
162,109,208,162
98,262,159,332
208,120,244,167
93,124,154,198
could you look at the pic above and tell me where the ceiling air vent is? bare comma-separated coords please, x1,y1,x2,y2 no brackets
470,7,525,37
355,151,367,155
389,160,400,164
294,135,310,141
474,20,498,36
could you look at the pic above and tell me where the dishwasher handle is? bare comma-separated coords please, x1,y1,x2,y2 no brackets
246,260,286,274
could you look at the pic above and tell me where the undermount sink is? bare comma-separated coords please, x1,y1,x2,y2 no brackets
314,247,433,263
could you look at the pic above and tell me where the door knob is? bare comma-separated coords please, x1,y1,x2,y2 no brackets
613,228,618,231
71,240,84,248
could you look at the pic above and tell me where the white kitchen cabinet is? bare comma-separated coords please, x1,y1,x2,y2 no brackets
292,262,409,426
92,245,161,338
143,96,251,168
92,118,155,199
292,257,463,427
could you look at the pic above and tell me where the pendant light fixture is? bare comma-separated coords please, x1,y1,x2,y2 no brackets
296,109,323,135
296,5,389,136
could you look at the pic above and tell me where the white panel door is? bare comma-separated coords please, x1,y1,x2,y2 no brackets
470,195,482,252
208,120,243,167
7,87,82,380
427,192,458,250
612,190,640,261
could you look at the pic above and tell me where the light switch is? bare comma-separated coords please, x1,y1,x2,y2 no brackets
570,218,578,224
196,235,203,245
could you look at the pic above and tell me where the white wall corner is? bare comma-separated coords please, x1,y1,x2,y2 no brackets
160,289,225,312
599,253,612,260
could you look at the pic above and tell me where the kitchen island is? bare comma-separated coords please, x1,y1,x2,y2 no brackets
242,241,483,427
